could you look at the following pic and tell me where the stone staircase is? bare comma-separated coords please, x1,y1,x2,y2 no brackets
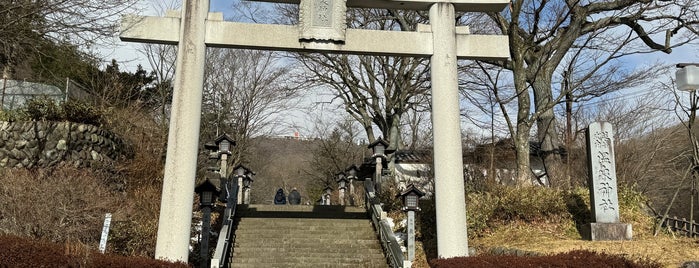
230,204,388,268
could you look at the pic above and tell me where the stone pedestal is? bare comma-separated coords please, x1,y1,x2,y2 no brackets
583,222,632,241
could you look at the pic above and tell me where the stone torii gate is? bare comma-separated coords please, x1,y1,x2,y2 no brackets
120,0,508,262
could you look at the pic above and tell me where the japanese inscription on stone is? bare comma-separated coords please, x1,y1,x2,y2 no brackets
298,0,347,43
586,122,620,223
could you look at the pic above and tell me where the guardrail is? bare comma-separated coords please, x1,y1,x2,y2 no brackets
658,216,699,237
211,183,239,268
365,180,407,268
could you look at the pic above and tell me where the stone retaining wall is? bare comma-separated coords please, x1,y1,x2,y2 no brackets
0,121,133,168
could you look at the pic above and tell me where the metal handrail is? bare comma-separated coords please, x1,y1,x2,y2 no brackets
365,180,406,268
211,183,239,268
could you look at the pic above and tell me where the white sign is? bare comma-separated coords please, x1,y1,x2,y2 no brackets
99,213,112,253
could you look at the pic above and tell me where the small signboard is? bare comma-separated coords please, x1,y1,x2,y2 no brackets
99,213,112,253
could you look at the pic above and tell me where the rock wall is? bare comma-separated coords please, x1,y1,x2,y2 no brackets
0,121,132,168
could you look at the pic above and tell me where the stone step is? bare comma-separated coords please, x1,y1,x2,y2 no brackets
230,261,387,268
231,256,386,265
234,238,381,247
234,230,375,238
236,218,372,227
237,205,368,219
230,204,386,268
240,204,367,213
232,247,383,254
233,251,385,259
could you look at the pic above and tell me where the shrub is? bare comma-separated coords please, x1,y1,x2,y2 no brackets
63,100,104,126
1,97,105,126
0,167,123,244
23,97,64,121
0,108,26,122
0,234,189,267
429,249,661,268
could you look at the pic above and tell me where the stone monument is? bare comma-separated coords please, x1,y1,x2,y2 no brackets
583,122,632,240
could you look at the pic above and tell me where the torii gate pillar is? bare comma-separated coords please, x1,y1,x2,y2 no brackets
153,0,209,261
429,3,469,258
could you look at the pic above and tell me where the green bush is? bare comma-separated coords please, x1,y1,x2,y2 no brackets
0,109,26,122
23,97,64,121
1,97,104,126
467,185,569,226
63,100,104,125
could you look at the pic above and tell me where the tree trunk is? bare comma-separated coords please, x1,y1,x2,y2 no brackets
388,115,402,150
515,125,532,186
532,77,563,186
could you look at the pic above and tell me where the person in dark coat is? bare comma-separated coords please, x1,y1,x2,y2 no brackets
273,188,286,205
288,188,301,205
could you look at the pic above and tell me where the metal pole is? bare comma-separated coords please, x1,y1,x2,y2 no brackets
429,2,469,258
1,77,7,110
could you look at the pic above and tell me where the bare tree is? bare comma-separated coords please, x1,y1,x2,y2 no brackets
201,48,299,165
285,7,431,150
471,0,699,185
137,0,180,125
0,0,139,76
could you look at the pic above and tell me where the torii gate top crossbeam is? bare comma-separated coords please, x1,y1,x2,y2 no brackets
120,14,509,60
249,0,509,12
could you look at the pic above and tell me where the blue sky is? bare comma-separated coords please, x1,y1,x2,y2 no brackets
99,0,697,139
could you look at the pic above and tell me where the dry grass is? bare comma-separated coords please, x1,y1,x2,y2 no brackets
472,221,698,268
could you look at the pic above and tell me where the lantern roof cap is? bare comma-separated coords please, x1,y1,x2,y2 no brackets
214,133,236,146
195,178,221,195
368,137,389,149
233,164,252,174
398,184,425,198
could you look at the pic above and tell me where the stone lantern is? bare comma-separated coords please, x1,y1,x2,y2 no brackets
232,164,252,205
345,165,360,206
368,137,390,192
676,63,699,91
322,185,333,205
194,178,220,268
677,63,699,226
397,184,425,262
336,171,348,205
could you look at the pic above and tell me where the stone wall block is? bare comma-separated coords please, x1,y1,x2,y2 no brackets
45,139,57,150
20,157,31,168
27,139,38,149
90,133,99,143
56,139,67,150
0,121,131,168
15,140,27,150
11,148,23,159
5,140,15,151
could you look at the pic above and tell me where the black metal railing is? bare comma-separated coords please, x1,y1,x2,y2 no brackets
658,216,699,237
212,183,239,268
365,180,406,268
